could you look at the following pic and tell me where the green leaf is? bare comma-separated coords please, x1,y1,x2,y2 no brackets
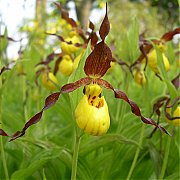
127,18,140,62
166,42,175,64
11,148,64,180
79,134,139,156
164,172,180,180
68,42,91,111
147,140,163,178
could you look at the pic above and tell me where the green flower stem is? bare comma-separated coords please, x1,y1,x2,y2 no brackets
159,127,172,179
126,123,145,180
71,128,81,180
0,89,9,180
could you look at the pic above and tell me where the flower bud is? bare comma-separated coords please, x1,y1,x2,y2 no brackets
75,84,110,135
41,72,58,91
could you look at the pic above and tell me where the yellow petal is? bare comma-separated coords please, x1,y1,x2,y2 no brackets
59,55,73,76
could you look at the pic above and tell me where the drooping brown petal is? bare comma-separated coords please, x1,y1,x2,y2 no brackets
88,32,98,47
0,129,9,136
43,92,61,110
130,42,152,69
172,72,180,90
89,21,95,31
161,27,180,41
84,41,112,78
8,111,43,141
3,91,61,141
54,56,63,75
35,68,43,86
0,61,16,75
46,33,83,47
151,97,169,117
36,52,61,66
0,67,8,75
114,89,169,134
96,78,114,90
166,97,180,108
61,77,92,93
164,98,180,121
114,57,129,68
1,77,92,141
54,2,77,27
139,44,148,70
76,28,87,43
99,3,110,41
98,79,169,134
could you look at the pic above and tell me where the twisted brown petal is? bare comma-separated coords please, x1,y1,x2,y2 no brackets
0,129,9,136
61,77,92,93
97,79,169,135
54,2,77,27
8,91,61,141
161,27,180,41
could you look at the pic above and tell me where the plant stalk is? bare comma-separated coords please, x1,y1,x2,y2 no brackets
71,129,81,180
126,123,145,180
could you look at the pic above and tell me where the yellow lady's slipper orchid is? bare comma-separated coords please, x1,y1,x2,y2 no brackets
41,72,58,91
165,106,180,126
133,69,146,86
145,44,170,73
75,84,110,136
59,55,74,76
61,36,80,55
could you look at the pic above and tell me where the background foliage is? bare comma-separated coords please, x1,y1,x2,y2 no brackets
0,0,179,179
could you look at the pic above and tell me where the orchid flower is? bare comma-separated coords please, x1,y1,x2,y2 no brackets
0,3,169,141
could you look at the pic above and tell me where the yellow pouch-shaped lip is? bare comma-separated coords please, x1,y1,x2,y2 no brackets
147,49,170,73
59,55,73,76
75,94,110,136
